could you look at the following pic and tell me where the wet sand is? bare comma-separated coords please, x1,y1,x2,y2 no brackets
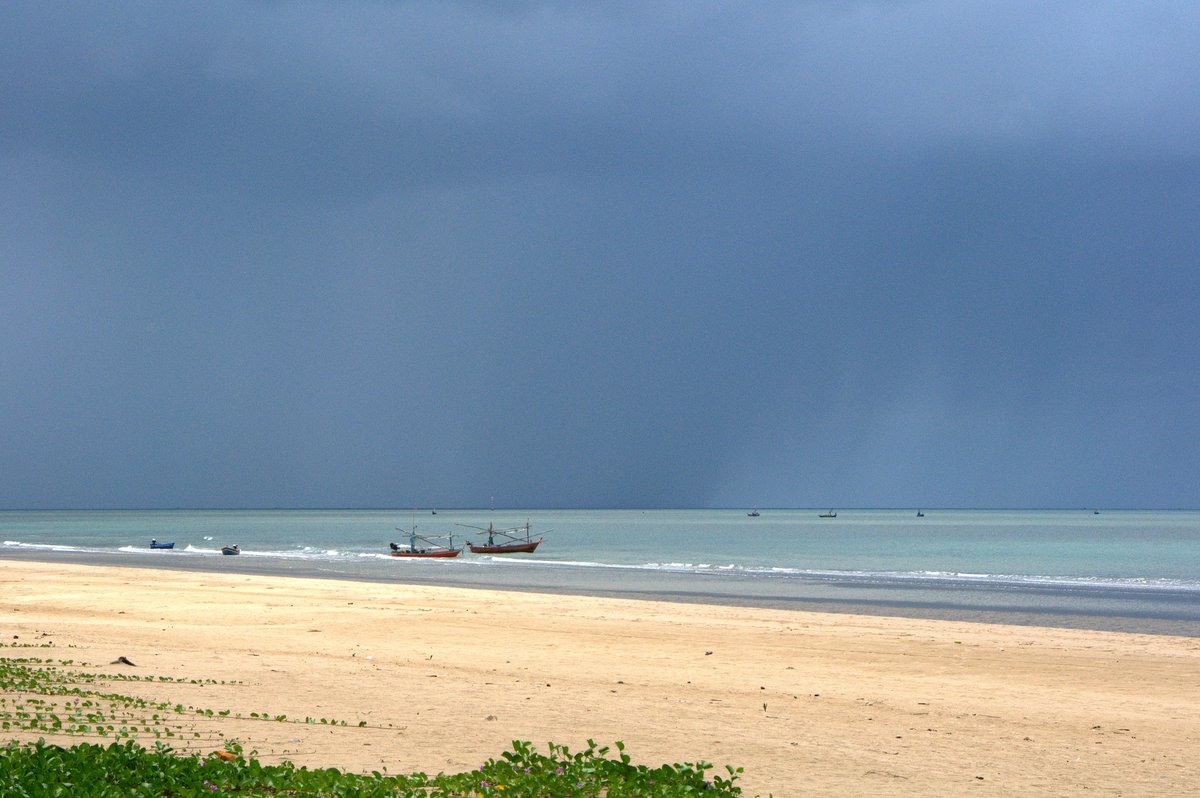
3,560,1199,795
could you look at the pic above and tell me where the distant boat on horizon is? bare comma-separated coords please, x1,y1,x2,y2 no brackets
819,510,837,518
916,510,924,517
747,509,760,517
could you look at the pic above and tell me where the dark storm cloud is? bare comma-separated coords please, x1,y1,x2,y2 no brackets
2,2,1198,508
7,3,1193,188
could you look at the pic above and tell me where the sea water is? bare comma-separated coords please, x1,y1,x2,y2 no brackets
3,508,1199,635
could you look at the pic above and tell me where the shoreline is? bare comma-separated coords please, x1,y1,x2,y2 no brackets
3,548,1200,637
4,559,1199,796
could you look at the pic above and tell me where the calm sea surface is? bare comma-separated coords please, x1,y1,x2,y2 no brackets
3,508,1198,635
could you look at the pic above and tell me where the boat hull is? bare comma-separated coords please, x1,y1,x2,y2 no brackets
221,547,239,556
468,539,541,554
149,542,175,550
390,549,462,558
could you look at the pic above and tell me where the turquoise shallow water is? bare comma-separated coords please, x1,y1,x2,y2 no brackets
3,508,1199,634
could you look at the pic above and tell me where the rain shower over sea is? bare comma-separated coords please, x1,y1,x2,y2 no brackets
3,508,1199,635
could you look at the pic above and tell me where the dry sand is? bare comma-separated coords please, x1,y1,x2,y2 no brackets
3,559,1199,796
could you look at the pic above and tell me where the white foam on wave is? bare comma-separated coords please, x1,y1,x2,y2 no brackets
786,568,1200,592
5,537,1198,594
476,556,1200,592
3,540,85,552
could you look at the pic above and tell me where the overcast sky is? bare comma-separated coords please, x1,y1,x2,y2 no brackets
2,1,1198,510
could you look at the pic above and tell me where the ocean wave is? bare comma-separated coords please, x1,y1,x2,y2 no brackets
486,556,1200,592
3,540,86,553
5,538,1199,593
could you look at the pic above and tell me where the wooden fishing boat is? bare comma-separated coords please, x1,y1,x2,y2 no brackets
469,537,541,554
818,510,837,518
221,545,240,555
460,522,544,554
389,546,461,558
389,527,462,558
149,540,175,550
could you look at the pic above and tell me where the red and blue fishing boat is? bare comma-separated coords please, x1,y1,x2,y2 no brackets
389,526,462,558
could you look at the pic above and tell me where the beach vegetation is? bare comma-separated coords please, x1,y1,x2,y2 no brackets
0,737,743,796
2,653,747,795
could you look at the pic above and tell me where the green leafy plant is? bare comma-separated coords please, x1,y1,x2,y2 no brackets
0,738,744,797
2,653,748,795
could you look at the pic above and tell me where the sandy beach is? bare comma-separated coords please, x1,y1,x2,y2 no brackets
3,560,1199,796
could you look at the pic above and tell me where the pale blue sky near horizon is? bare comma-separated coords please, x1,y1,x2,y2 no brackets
2,2,1198,511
